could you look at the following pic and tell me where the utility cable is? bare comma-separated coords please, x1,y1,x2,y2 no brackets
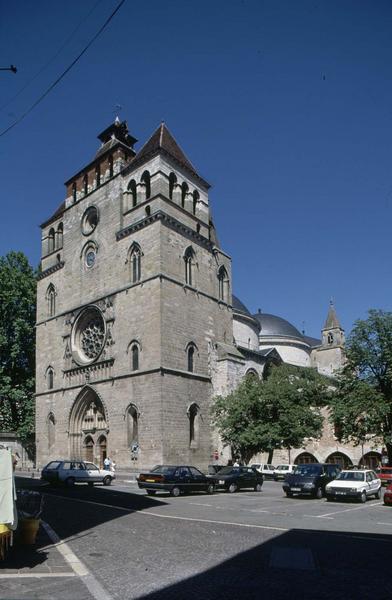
0,0,126,138
0,0,103,113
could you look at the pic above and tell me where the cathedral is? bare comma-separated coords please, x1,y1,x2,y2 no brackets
35,119,382,471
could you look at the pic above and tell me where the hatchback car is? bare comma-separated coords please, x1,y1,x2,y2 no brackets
326,469,382,502
210,466,264,493
251,464,275,479
273,464,295,481
383,483,392,505
137,465,215,497
282,463,340,498
41,460,115,486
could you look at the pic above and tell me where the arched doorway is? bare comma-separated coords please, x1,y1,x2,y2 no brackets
295,452,318,464
69,386,108,464
359,451,381,470
326,452,353,470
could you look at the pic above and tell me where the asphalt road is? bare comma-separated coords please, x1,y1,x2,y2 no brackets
15,476,392,600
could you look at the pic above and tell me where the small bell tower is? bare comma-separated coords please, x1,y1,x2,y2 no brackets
313,300,345,376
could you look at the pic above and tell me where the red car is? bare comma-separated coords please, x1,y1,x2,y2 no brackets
378,467,392,486
384,483,392,505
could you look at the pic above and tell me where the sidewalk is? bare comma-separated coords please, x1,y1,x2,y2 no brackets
15,468,140,482
0,521,99,600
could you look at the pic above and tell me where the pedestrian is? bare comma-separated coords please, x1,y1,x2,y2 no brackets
110,460,116,473
103,456,111,471
233,459,240,467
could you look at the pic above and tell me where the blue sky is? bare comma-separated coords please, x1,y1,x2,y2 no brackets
1,0,391,338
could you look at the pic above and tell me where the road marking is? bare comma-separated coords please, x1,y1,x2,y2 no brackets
42,521,112,600
377,522,392,526
316,502,383,518
0,573,76,578
303,515,334,520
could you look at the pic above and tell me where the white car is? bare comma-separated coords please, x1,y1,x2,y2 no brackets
41,460,115,487
325,469,381,502
273,464,295,481
251,464,275,479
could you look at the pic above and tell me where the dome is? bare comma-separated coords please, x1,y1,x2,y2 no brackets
232,295,252,317
253,312,304,341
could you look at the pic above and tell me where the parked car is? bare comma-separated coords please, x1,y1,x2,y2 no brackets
273,464,295,481
137,465,215,497
251,464,275,479
282,463,340,498
383,483,392,505
41,460,115,486
378,466,392,486
209,466,264,493
326,469,381,502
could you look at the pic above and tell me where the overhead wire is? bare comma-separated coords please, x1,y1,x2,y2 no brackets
0,0,126,138
0,0,103,113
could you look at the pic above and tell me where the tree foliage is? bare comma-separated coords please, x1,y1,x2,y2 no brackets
0,252,36,443
211,364,329,464
330,310,392,463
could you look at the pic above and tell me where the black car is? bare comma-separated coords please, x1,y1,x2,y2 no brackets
137,465,215,497
282,463,341,499
210,466,264,493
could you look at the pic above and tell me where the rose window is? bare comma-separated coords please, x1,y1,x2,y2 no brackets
71,306,106,365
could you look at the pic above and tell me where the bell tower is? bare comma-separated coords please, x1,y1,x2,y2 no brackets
313,301,345,376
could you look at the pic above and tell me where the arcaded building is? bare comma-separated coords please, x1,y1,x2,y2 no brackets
35,119,382,471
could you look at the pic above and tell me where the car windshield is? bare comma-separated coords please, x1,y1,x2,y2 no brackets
218,466,241,475
293,465,322,476
150,465,176,475
336,471,365,481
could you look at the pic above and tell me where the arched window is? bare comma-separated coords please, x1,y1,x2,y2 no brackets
72,182,77,203
127,179,137,208
218,266,229,302
145,205,151,216
109,155,114,178
48,413,56,450
327,332,334,345
47,367,54,390
184,246,195,286
83,173,88,195
46,284,56,317
187,344,195,372
245,369,258,379
129,243,142,283
95,164,101,188
192,190,199,215
188,403,200,447
294,452,319,465
126,404,139,447
56,222,63,249
141,171,151,199
169,172,177,200
181,182,188,209
131,344,139,371
326,452,353,470
48,228,55,254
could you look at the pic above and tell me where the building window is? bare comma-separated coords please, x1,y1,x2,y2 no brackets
71,306,106,365
184,246,195,286
46,284,56,317
56,222,63,249
48,228,55,254
109,155,114,178
218,266,229,302
181,182,188,209
141,170,151,199
169,172,177,200
83,173,88,195
82,206,99,236
188,403,200,448
127,179,137,209
47,367,54,390
131,344,139,371
95,165,101,188
126,404,139,448
192,190,199,215
129,243,141,283
327,332,334,345
187,344,195,372
72,182,77,203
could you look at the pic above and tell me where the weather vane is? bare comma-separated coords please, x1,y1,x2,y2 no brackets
113,104,123,120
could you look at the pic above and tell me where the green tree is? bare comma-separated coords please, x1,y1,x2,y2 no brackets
211,364,328,464
330,309,392,464
0,252,36,447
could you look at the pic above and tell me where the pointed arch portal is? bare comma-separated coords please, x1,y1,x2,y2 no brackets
69,386,108,465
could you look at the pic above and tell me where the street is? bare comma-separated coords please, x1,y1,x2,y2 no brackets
2,475,392,599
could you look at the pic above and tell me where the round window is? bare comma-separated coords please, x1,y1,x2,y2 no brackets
82,206,99,235
85,249,96,268
72,306,106,365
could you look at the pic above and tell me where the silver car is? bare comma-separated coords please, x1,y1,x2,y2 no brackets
41,460,115,487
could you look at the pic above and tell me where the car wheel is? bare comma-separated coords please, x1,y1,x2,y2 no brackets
286,491,293,498
254,483,263,492
103,476,112,486
375,488,381,500
315,487,323,500
65,477,75,487
228,482,238,493
206,484,215,495
360,491,367,503
147,490,156,496
170,486,181,497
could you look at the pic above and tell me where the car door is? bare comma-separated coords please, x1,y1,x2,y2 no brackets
365,471,373,496
174,467,192,492
369,471,379,495
241,467,255,489
85,462,101,482
189,467,208,492
72,461,87,482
